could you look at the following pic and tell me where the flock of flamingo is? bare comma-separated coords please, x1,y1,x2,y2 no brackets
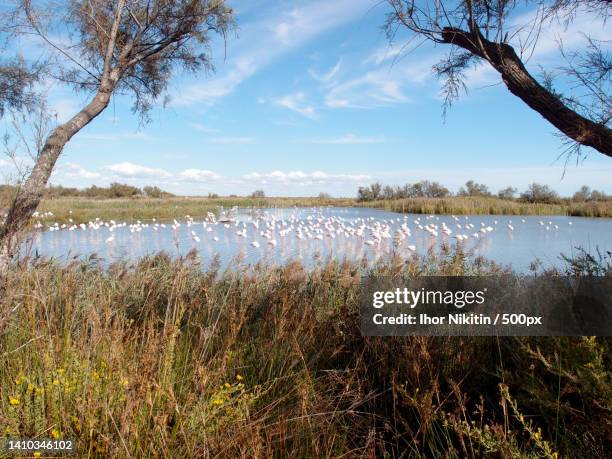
32,208,571,254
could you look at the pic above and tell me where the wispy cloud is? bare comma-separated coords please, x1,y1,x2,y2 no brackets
172,0,376,106
309,59,342,84
324,55,435,108
363,41,411,66
311,133,385,144
273,92,317,119
105,162,172,179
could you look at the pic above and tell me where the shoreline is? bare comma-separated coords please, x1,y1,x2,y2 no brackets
18,196,612,225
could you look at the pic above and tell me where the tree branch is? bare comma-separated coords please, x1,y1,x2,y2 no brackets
441,26,612,157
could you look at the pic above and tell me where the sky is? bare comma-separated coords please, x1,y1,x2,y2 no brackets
1,0,611,197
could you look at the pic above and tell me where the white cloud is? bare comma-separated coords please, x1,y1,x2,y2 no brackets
105,162,172,179
324,56,435,109
62,163,101,179
210,137,254,144
273,92,317,119
363,41,411,66
325,71,409,108
309,59,342,84
243,170,370,186
173,0,376,106
311,133,385,144
510,6,611,62
179,169,220,181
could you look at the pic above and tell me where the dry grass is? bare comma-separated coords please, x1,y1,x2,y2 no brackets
359,196,612,218
1,251,610,457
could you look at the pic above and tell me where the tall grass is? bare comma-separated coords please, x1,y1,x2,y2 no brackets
1,251,610,457
359,196,612,218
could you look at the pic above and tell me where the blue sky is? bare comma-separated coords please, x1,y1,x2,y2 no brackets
2,0,611,196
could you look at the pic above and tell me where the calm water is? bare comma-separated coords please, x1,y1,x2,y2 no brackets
25,207,612,273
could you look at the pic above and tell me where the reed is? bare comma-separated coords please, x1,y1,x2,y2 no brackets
359,196,612,217
1,251,610,457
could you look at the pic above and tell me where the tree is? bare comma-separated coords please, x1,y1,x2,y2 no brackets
573,185,608,201
357,183,383,201
0,58,39,116
572,185,592,201
384,1,612,157
458,180,491,197
251,190,266,198
520,183,560,203
589,189,608,201
497,186,517,199
0,1,233,280
409,180,450,198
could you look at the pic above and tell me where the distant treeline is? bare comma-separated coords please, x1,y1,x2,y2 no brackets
357,181,610,204
0,183,174,201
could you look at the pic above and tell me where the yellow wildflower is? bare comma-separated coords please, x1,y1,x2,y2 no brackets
57,368,65,375
534,428,542,441
212,399,223,406
236,374,244,381
224,382,231,389
51,428,61,439
9,396,20,405
552,453,559,459
52,379,60,386
33,452,42,458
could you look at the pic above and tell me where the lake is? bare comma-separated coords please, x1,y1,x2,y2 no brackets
24,207,612,273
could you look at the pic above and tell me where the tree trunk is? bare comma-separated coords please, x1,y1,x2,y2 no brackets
0,88,113,283
441,27,612,157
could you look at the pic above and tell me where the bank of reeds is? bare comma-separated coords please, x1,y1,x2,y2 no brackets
1,250,610,457
359,196,612,218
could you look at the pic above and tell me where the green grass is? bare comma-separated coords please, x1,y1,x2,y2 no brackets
1,251,610,457
15,195,612,225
